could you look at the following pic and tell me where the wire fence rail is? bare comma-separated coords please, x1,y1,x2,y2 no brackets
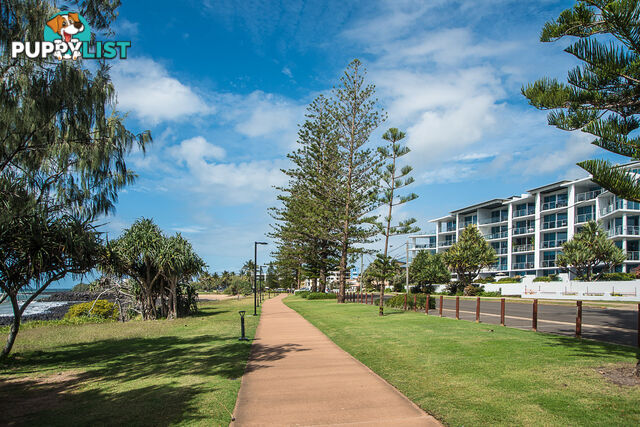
344,292,640,348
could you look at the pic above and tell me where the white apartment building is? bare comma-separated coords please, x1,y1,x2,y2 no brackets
409,162,640,277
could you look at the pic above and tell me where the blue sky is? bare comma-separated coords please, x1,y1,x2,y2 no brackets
60,0,629,284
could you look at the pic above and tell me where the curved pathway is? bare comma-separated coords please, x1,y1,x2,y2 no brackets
231,294,440,426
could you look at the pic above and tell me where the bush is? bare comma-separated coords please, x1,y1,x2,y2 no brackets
473,277,495,284
177,283,198,316
495,277,521,283
306,292,337,300
463,285,482,296
297,291,310,298
64,300,118,320
533,274,561,282
479,291,502,297
384,293,436,310
598,272,635,281
445,282,463,295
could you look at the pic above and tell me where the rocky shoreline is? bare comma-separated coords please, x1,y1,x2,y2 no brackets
0,302,74,326
40,291,116,302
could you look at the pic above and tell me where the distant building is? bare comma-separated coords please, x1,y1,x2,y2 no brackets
409,162,640,277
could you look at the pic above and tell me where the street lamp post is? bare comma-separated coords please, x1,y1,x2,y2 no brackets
254,241,267,316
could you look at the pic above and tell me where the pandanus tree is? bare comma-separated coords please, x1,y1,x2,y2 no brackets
0,0,150,359
523,0,640,201
159,234,205,319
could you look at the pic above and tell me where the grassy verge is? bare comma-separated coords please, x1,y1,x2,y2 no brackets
285,296,640,426
0,297,259,426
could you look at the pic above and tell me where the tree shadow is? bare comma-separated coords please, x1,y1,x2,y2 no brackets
244,343,310,373
543,333,639,360
0,373,205,426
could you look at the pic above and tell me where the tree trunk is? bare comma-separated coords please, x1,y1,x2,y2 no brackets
319,269,326,293
311,278,318,293
338,236,348,303
633,359,640,377
1,294,21,360
379,281,385,316
169,280,178,319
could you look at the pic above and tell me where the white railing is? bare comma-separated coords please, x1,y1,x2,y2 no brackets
575,213,594,223
575,189,602,202
542,200,568,211
484,231,508,240
513,208,535,218
513,244,534,253
512,262,534,269
541,260,557,267
543,219,568,229
627,251,640,261
439,240,455,247
513,226,535,235
493,247,508,254
541,240,566,249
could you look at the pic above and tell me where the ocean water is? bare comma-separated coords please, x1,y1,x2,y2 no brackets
0,291,72,317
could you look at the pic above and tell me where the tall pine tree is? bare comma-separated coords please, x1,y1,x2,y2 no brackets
523,0,640,200
331,59,385,303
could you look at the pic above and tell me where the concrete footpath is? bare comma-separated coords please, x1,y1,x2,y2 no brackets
231,294,440,426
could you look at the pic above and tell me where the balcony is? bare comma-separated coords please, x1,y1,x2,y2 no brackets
575,189,602,202
601,200,625,216
493,247,508,255
627,251,640,261
488,264,508,271
414,244,436,249
513,226,535,235
543,219,568,230
513,207,535,218
575,213,594,224
481,217,508,225
541,260,557,268
459,222,476,229
541,240,566,249
439,240,455,247
512,262,534,270
512,244,534,253
484,231,508,240
608,225,640,237
542,200,568,211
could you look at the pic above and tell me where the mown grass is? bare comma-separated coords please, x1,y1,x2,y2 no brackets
0,297,260,426
285,296,640,426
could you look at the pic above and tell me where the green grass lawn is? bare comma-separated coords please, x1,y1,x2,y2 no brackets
285,296,640,426
0,297,260,426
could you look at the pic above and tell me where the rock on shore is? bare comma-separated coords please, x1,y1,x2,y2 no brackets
0,303,74,326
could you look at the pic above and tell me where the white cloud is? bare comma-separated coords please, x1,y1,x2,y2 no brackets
282,67,293,78
421,164,475,185
111,58,211,123
228,91,302,139
168,136,288,204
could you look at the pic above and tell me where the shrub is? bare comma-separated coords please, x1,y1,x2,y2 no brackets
64,300,118,320
177,283,198,316
495,277,521,284
479,291,502,297
533,276,551,282
384,293,436,310
297,291,310,299
463,285,482,296
473,277,495,284
445,282,463,295
598,272,635,281
306,292,337,300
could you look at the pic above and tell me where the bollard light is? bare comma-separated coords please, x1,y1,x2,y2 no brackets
238,310,249,341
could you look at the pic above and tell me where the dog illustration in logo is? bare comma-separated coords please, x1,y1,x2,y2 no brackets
46,13,84,60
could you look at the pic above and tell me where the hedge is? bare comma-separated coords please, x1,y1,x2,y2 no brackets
384,293,436,310
598,272,635,281
306,292,337,300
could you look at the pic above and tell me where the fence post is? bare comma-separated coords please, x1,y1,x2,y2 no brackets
414,294,417,312
576,300,582,338
456,296,460,320
426,295,430,315
404,293,407,311
475,297,480,323
500,298,505,326
532,299,538,332
439,296,443,317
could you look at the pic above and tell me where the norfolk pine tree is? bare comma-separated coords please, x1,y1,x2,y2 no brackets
376,127,419,314
332,59,385,303
523,0,640,200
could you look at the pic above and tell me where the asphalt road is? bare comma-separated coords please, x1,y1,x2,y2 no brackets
353,294,639,347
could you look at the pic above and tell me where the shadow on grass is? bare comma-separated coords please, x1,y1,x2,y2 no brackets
0,373,205,426
545,333,639,360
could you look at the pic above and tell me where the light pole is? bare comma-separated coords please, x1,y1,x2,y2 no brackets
254,241,267,316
